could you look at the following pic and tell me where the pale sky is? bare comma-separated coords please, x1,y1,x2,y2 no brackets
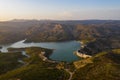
0,0,120,21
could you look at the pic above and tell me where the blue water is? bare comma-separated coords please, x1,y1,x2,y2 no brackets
0,40,80,62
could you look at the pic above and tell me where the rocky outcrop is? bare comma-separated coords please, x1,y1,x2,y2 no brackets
74,51,92,58
79,36,120,55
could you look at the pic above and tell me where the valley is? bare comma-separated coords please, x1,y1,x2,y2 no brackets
0,20,120,44
0,20,120,80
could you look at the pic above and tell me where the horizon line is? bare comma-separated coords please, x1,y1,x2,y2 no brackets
0,19,120,22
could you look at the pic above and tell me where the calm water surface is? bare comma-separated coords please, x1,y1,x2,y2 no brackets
0,40,80,62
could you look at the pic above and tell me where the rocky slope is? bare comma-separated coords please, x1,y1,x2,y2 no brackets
79,36,120,55
73,49,120,80
0,20,120,44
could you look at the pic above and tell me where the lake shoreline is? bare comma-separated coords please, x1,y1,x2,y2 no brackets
2,47,57,64
0,40,80,62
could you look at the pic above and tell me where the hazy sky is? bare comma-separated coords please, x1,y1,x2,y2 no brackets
0,0,120,21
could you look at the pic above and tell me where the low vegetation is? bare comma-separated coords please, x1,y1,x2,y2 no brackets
0,20,120,80
0,52,26,75
79,36,120,55
72,49,120,80
0,20,120,44
0,47,69,80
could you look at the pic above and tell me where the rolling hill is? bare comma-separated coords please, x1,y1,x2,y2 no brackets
0,20,120,44
73,49,120,80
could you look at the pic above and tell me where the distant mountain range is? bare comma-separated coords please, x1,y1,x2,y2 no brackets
0,20,120,80
0,20,120,44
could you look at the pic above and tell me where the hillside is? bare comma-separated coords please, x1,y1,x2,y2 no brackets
0,48,120,80
79,36,120,55
73,49,120,80
0,52,26,75
0,47,69,80
0,20,120,44
0,20,120,80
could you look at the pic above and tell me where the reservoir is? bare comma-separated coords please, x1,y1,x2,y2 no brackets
0,40,80,62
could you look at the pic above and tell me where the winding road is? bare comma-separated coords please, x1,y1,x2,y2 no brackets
65,69,76,80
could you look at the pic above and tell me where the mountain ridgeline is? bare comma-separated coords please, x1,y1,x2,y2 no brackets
0,20,120,44
0,20,120,80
